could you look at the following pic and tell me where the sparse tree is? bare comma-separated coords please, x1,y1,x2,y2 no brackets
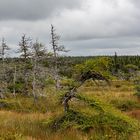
31,40,47,101
13,65,17,97
0,38,9,64
19,34,32,61
0,38,10,98
32,40,46,58
50,25,67,89
18,34,32,95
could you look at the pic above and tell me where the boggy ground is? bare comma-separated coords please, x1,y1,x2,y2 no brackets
0,80,140,140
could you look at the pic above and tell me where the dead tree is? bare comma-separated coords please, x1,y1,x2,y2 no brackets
18,34,32,95
19,34,32,61
32,54,37,101
32,40,46,58
50,25,67,90
31,40,47,101
0,38,9,98
1,38,9,65
13,65,17,97
62,71,109,112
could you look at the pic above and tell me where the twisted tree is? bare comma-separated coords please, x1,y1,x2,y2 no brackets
62,70,109,112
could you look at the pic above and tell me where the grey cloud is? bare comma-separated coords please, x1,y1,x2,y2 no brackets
53,0,140,41
130,0,140,6
64,37,140,56
1,0,140,56
0,0,83,20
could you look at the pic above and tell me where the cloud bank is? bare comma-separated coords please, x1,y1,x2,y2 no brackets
0,0,83,20
0,0,140,56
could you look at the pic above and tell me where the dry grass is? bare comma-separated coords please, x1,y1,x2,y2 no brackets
0,110,52,139
0,80,140,140
79,80,139,108
0,110,87,140
126,110,140,120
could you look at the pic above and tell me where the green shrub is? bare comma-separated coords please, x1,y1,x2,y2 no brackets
45,78,55,85
8,82,24,93
0,100,22,110
48,109,138,139
60,77,75,88
46,94,139,139
135,85,140,97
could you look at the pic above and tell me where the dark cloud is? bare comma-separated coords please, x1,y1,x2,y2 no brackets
0,0,83,20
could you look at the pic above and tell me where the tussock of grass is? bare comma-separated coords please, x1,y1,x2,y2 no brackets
47,94,140,140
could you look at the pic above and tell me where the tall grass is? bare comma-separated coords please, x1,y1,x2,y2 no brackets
0,80,140,139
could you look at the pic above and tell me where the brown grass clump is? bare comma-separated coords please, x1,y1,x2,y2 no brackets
126,110,140,120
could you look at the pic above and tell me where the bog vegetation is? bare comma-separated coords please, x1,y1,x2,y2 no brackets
0,25,140,140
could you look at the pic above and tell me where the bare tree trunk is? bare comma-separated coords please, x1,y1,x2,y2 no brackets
1,38,9,97
63,87,77,112
50,25,68,90
23,67,28,95
32,57,37,102
18,34,32,95
62,71,109,112
0,90,4,99
54,65,60,89
51,25,60,90
13,65,16,97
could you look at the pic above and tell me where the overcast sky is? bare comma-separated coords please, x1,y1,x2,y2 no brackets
0,0,140,56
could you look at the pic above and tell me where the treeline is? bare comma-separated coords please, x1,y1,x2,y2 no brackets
59,55,140,68
53,55,140,78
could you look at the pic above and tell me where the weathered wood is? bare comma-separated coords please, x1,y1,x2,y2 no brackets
62,71,109,112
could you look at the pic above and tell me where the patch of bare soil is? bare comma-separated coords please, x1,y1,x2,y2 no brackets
126,110,140,120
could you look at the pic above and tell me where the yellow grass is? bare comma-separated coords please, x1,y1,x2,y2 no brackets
0,80,140,140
